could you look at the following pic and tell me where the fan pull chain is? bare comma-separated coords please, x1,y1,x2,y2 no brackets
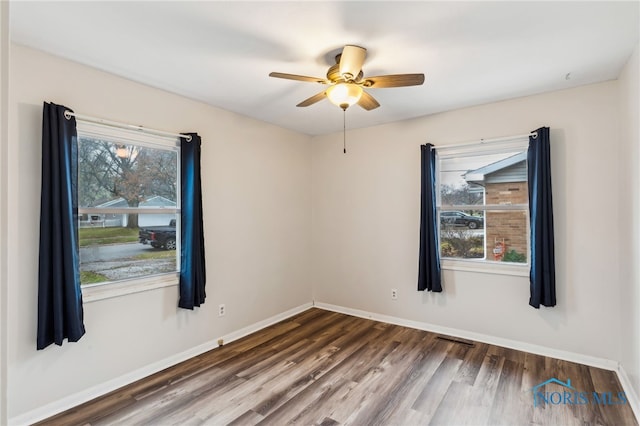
343,109,347,154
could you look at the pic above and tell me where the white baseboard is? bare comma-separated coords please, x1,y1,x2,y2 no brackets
8,302,313,426
314,302,640,420
313,302,620,371
217,302,313,346
617,364,640,421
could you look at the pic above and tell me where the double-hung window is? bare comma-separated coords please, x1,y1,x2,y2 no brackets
436,137,530,271
76,122,180,293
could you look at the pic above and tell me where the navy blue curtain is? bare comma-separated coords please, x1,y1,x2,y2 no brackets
37,102,85,349
179,133,206,309
418,144,442,292
528,127,556,308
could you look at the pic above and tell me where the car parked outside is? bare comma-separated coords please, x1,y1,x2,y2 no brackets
440,211,484,229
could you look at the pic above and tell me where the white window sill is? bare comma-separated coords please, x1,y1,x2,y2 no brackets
82,273,179,303
441,259,529,277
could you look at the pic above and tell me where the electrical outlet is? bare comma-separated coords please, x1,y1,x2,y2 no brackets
391,289,398,300
218,304,226,317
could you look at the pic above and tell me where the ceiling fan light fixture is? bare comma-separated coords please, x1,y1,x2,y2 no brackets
270,44,424,112
326,83,363,110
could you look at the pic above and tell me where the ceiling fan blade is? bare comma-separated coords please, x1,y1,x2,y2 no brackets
296,91,327,107
357,90,380,111
364,74,425,88
339,45,367,80
269,72,328,84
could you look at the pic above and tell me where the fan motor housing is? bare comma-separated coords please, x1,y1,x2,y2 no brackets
326,63,364,83
326,63,341,82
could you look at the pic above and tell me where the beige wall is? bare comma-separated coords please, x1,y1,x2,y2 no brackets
0,2,9,424
5,45,312,419
619,42,640,401
311,80,623,362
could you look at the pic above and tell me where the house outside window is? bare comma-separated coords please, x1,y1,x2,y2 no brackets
76,122,180,289
437,138,530,269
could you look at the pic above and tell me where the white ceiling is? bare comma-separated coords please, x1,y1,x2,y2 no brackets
9,1,640,136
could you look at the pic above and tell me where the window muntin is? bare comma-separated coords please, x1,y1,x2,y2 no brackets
77,123,180,287
437,141,529,266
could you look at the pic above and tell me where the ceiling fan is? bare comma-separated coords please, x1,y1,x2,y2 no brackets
269,45,425,111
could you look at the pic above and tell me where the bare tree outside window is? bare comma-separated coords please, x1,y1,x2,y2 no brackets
78,138,177,228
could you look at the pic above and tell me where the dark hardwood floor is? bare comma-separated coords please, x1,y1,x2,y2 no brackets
37,308,637,425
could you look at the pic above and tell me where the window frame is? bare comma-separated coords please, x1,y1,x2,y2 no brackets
435,138,531,276
76,122,181,302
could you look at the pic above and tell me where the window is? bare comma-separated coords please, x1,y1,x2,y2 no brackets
436,138,529,269
76,122,180,290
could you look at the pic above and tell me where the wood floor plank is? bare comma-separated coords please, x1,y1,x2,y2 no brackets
427,380,475,425
411,355,464,422
256,324,400,424
249,317,389,421
466,353,507,425
338,329,431,425
453,340,489,386
487,358,530,425
165,325,361,425
565,360,605,425
522,350,546,391
590,364,633,426
94,366,242,425
226,409,264,426
36,309,638,426
378,339,451,425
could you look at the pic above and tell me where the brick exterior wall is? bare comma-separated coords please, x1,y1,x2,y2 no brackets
484,181,528,262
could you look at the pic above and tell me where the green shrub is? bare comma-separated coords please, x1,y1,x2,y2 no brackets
469,246,485,258
440,241,456,257
440,233,484,259
502,249,527,263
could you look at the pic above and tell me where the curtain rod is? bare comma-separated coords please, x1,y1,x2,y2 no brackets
431,131,537,150
64,111,192,142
